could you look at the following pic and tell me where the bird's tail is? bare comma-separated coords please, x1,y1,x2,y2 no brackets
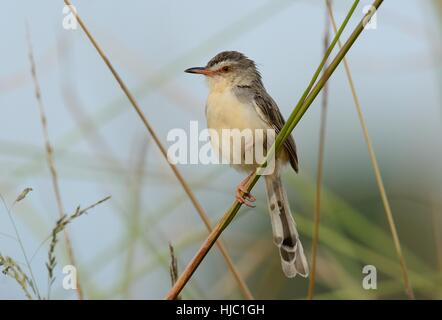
264,173,309,278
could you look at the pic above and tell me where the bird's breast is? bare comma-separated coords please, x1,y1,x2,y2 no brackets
206,89,266,131
205,89,270,172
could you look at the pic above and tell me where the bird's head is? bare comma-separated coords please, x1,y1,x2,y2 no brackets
185,51,262,91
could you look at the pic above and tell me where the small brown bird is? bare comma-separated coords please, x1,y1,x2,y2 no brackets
185,51,308,278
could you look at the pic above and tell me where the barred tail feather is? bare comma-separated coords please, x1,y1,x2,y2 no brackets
264,173,309,278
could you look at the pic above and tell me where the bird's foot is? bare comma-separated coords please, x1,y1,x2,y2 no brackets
235,184,256,208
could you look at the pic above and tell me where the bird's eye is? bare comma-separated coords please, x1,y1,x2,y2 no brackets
221,66,229,72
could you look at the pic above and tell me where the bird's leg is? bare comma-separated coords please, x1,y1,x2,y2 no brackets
235,172,256,208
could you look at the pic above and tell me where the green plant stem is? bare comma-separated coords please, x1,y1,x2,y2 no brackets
326,2,415,299
166,0,384,300
276,0,360,149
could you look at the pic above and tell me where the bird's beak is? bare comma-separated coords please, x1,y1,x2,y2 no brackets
184,67,214,76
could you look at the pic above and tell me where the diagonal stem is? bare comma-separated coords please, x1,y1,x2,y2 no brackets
276,0,360,146
63,0,253,299
326,1,415,299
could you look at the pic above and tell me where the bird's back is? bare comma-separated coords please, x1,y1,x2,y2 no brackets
233,83,299,173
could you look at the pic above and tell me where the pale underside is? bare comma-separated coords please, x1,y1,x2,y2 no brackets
206,87,289,172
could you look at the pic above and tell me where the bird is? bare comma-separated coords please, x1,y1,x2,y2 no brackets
185,51,309,278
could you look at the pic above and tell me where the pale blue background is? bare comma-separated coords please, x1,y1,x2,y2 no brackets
0,0,441,299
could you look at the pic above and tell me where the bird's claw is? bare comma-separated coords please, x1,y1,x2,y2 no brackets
236,185,256,208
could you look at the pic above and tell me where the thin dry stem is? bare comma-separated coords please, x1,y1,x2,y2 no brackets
0,192,40,299
168,243,181,300
326,1,415,299
46,196,110,299
0,254,34,299
63,0,252,299
26,26,83,300
308,2,331,300
169,243,179,286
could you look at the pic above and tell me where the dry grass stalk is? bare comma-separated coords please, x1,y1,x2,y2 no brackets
14,188,33,203
63,0,252,299
326,1,415,299
46,196,111,299
168,243,181,300
308,1,331,300
26,26,83,300
1,190,41,298
0,254,34,299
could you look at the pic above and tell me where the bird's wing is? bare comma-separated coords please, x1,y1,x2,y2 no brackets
234,85,299,172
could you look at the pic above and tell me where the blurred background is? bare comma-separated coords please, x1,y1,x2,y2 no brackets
0,0,441,299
